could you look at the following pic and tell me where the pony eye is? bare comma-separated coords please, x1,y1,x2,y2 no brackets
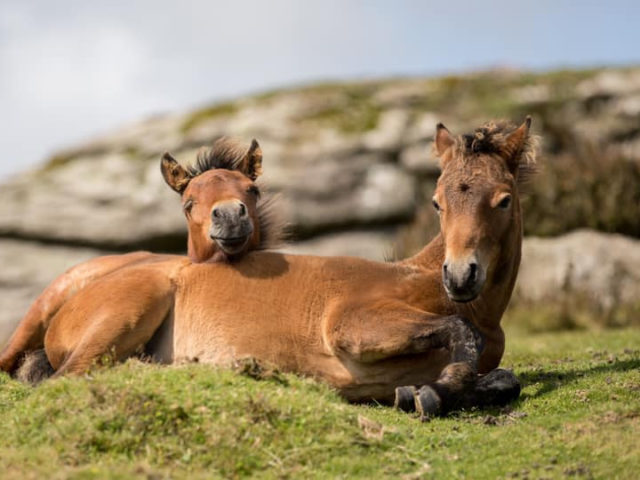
497,196,511,209
247,185,260,197
183,199,193,213
432,199,441,212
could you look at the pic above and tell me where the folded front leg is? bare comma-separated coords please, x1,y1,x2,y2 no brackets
324,302,483,411
411,315,483,418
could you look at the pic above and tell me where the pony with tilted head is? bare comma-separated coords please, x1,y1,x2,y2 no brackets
9,118,537,418
0,138,285,378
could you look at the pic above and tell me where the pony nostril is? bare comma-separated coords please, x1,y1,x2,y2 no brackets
468,263,478,282
442,263,449,281
212,208,220,219
238,203,247,217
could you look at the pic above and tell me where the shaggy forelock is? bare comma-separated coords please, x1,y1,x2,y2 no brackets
456,120,539,186
187,137,247,177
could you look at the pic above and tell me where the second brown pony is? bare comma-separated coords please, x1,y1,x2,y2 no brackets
0,138,283,375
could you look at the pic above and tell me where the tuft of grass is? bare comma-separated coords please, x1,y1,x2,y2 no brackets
0,329,638,478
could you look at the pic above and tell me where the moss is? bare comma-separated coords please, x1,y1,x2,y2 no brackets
306,103,381,134
41,153,77,172
253,88,285,102
180,102,239,133
300,85,382,133
123,145,142,160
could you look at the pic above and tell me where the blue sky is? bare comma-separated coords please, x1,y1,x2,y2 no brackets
1,0,639,178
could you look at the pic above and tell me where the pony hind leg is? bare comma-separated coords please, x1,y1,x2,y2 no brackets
45,267,175,377
0,252,154,374
50,302,173,377
14,349,55,385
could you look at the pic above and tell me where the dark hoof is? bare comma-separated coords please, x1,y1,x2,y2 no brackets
474,368,521,407
415,385,441,420
15,349,54,386
394,386,417,412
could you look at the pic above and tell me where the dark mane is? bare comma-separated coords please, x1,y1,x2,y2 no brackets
255,191,288,250
187,137,247,177
458,120,539,186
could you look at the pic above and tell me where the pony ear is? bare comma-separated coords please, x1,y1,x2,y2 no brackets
434,123,455,157
160,152,192,194
238,139,263,181
503,116,532,173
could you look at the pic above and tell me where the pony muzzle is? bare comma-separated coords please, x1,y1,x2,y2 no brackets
209,200,254,255
442,255,486,303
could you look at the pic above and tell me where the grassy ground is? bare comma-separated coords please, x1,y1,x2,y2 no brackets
0,328,638,479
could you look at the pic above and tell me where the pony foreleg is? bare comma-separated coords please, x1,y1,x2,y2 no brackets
325,306,483,414
458,368,521,409
326,304,482,365
409,315,483,418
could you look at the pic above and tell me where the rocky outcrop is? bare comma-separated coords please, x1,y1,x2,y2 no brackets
510,230,640,329
1,67,640,343
2,68,640,249
517,230,640,309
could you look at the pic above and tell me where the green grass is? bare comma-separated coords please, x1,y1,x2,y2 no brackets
1,328,638,479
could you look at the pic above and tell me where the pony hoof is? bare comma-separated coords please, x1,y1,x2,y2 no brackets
415,385,441,421
476,368,521,406
394,386,417,412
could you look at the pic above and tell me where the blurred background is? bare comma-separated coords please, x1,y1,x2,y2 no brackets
1,0,640,343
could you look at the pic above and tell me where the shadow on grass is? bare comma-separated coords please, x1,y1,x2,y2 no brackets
517,357,640,400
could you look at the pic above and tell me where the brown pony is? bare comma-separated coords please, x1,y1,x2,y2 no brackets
0,138,283,376
14,118,536,417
